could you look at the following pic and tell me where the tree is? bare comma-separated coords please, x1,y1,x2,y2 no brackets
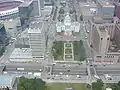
18,77,46,90
111,83,120,90
80,15,83,21
118,81,120,86
92,79,104,90
59,9,64,14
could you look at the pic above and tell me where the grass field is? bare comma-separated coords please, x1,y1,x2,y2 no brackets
73,41,86,61
52,41,64,60
46,83,88,90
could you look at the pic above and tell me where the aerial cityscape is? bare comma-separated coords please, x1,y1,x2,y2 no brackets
0,0,120,90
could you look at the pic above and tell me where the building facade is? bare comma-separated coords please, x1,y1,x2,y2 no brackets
56,13,80,36
97,0,115,17
28,22,45,60
90,18,120,63
18,1,33,26
0,24,8,56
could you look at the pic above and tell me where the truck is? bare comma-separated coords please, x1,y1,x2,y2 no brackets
17,68,24,71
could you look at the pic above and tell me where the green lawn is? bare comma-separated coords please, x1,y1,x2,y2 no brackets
52,41,64,60
73,41,86,61
65,49,72,54
46,83,88,90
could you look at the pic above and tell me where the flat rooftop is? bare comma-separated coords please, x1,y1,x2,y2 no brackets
0,75,15,87
19,0,32,7
28,21,44,33
81,7,93,16
98,0,115,7
10,48,32,59
79,2,97,8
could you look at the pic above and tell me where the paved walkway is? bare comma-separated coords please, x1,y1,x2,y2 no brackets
63,42,74,61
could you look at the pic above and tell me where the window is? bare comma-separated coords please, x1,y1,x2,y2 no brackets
96,56,101,58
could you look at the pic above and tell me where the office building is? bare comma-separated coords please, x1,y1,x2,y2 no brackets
97,0,115,17
10,48,32,62
0,24,8,45
0,24,8,56
90,18,120,63
79,2,97,21
0,75,16,90
40,0,44,9
15,29,29,48
91,25,110,56
28,21,45,60
18,0,33,26
114,2,120,19
1,18,21,37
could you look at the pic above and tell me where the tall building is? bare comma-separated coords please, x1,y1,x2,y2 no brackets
0,24,8,56
0,24,8,45
114,3,120,19
28,21,45,60
18,1,33,26
90,18,120,63
92,25,110,56
40,0,44,9
97,0,115,17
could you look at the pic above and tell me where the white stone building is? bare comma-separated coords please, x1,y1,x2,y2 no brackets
56,13,80,35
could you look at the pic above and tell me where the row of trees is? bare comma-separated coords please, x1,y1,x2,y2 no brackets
92,79,120,90
18,77,120,90
107,82,120,90
92,79,104,90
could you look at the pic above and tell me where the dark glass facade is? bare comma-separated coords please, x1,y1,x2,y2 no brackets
18,2,33,26
0,24,8,56
0,24,7,45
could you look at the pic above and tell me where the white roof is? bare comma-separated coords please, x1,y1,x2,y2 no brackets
10,48,32,59
28,28,41,33
0,75,15,88
99,0,115,7
106,88,112,90
34,72,41,77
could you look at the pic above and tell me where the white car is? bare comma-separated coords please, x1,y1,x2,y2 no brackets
85,37,88,39
87,30,89,33
66,75,69,77
59,72,63,75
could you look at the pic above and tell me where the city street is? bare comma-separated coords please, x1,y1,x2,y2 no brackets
0,0,120,85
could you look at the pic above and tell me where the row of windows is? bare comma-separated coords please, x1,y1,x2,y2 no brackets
101,38,109,40
105,55,114,58
96,55,115,58
0,9,18,16
95,60,114,62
